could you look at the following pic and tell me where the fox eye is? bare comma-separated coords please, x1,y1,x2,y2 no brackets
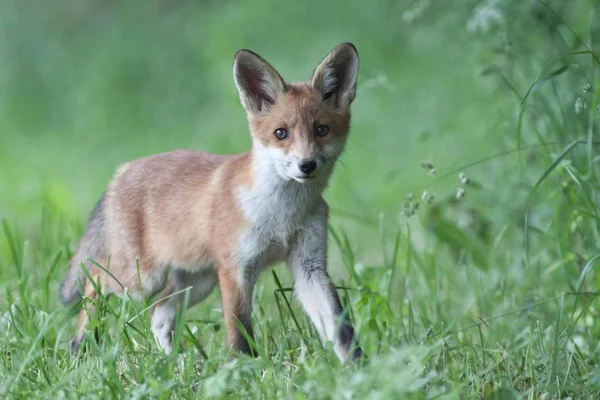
315,124,329,137
274,128,289,140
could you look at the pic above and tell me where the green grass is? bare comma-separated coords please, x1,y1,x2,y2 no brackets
2,0,600,398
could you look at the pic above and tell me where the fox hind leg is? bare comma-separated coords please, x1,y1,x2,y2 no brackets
150,268,218,353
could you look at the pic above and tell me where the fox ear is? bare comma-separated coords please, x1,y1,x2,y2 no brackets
233,50,286,114
311,43,359,109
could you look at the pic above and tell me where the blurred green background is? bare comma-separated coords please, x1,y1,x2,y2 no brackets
1,0,600,396
0,0,511,229
3,0,597,296
1,0,598,307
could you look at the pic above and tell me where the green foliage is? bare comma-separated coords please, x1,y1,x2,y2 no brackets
1,0,600,398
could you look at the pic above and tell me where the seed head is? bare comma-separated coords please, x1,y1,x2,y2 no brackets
402,202,413,217
456,187,466,200
421,161,434,170
582,83,592,93
402,201,420,217
574,97,587,114
458,172,469,184
421,191,428,201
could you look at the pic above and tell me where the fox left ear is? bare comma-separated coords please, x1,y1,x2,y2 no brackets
311,43,359,109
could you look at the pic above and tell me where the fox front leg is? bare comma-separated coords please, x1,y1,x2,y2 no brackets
217,265,257,356
288,204,363,362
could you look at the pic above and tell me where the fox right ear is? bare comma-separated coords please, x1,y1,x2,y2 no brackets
233,50,285,114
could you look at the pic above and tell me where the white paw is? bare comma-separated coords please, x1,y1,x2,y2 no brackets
155,331,173,354
151,306,175,353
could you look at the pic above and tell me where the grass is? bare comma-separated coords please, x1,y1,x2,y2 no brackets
1,0,600,398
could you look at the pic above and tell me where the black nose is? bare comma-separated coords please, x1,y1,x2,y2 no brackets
298,159,317,174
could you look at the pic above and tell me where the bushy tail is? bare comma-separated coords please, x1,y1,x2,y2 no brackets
60,193,106,306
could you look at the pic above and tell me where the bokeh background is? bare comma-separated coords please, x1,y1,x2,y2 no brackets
1,0,600,397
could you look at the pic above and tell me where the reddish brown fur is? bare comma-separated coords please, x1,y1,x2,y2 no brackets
67,150,255,351
251,83,350,153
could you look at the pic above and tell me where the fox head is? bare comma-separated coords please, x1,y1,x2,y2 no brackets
233,43,359,184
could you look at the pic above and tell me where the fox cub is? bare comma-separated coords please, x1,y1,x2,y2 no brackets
60,43,362,362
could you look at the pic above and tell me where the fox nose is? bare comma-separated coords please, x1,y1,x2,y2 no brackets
298,159,317,174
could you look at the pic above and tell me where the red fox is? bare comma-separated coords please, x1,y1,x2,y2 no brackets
60,43,363,362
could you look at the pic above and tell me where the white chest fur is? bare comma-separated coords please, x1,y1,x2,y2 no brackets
234,152,325,271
